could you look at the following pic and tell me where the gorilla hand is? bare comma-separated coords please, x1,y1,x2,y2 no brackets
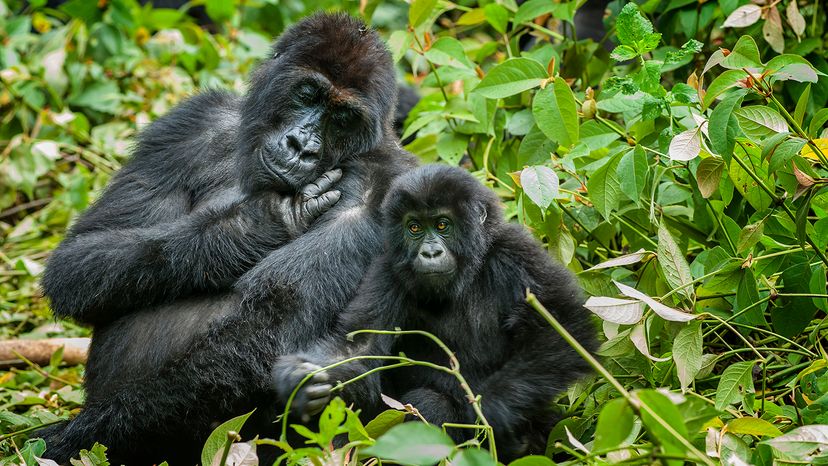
280,169,342,238
272,354,333,423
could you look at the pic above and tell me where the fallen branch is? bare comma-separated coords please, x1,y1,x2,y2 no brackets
0,338,89,368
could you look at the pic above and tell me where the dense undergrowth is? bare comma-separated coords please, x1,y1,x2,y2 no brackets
1,0,827,464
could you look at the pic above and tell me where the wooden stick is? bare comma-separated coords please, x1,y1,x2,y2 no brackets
0,338,89,368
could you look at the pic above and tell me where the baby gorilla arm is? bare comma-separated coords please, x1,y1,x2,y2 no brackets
43,170,341,324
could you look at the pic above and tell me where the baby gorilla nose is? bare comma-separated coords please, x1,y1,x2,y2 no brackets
420,243,444,259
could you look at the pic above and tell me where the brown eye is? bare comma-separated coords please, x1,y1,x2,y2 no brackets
408,222,422,234
436,221,448,231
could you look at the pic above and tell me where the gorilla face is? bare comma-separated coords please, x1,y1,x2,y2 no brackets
255,71,378,191
403,210,459,281
239,13,398,193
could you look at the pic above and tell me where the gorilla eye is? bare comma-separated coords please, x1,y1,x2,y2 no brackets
407,222,423,235
435,219,451,232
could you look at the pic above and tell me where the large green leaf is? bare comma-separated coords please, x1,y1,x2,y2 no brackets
473,58,547,99
657,223,695,301
409,0,438,27
587,152,623,220
361,423,455,465
594,398,635,451
201,411,254,466
532,78,579,148
715,361,755,411
673,321,702,391
617,146,648,202
521,165,559,211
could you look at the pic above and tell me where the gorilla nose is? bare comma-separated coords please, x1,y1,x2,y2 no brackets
420,244,444,259
286,132,320,159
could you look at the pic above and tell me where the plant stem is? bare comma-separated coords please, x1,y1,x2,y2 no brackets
526,292,717,466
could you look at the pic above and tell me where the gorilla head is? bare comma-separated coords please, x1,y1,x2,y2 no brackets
239,13,398,193
380,166,505,297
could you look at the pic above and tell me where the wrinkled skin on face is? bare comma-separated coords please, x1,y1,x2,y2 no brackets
237,13,398,193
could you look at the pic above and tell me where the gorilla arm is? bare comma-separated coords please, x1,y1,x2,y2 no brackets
271,256,404,421
42,94,341,325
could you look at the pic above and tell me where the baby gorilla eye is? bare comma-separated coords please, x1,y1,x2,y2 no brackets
407,221,422,235
435,219,450,232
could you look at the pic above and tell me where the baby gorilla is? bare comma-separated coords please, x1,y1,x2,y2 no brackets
275,165,597,459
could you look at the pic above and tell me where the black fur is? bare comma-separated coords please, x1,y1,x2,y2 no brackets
287,165,597,461
39,13,418,464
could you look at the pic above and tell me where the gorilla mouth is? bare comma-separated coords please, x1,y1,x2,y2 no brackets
258,148,294,189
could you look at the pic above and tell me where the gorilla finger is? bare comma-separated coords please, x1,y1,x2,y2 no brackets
305,383,333,399
302,191,341,219
305,396,332,415
311,371,330,384
302,169,343,197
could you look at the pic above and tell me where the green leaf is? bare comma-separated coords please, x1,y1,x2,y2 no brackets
702,69,748,110
794,84,811,127
521,166,559,211
594,398,635,451
761,425,828,461
737,220,765,253
436,132,468,165
484,3,509,34
456,8,486,26
532,78,579,148
658,223,695,301
808,108,828,137
508,456,555,466
364,410,406,440
709,89,747,159
727,417,783,438
766,55,821,83
205,0,234,22
453,449,497,466
409,0,438,27
424,37,473,69
637,390,690,458
729,143,772,211
715,361,755,411
735,106,788,140
696,157,725,198
387,30,414,63
201,411,254,466
615,3,654,48
768,138,806,173
473,58,547,99
514,0,556,24
772,261,818,337
618,146,648,202
587,152,622,220
720,36,762,69
361,423,454,465
673,321,702,391
611,45,639,61
68,81,122,114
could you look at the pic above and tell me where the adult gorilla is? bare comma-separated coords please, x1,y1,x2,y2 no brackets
40,13,417,464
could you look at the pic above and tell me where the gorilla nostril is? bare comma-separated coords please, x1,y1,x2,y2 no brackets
286,133,303,154
421,248,443,259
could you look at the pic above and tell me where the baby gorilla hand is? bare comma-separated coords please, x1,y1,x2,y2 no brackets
272,355,333,423
280,169,342,238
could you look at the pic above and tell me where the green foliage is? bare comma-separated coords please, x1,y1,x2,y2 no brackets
2,0,828,464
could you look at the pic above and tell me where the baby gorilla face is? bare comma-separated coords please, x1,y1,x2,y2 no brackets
403,209,458,286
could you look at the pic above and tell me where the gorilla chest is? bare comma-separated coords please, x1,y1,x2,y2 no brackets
397,308,507,368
